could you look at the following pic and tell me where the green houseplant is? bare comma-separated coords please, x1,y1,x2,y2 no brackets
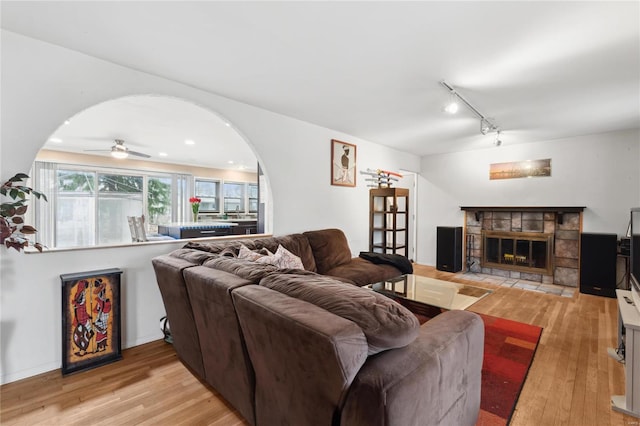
0,173,47,252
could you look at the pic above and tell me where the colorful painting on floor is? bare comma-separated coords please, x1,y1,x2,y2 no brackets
61,268,122,375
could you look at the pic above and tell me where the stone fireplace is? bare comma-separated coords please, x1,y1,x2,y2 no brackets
461,207,585,287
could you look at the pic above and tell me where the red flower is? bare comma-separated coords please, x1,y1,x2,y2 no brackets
189,197,201,204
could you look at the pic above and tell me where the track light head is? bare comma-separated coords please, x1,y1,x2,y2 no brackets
444,100,459,114
444,91,459,114
480,118,499,135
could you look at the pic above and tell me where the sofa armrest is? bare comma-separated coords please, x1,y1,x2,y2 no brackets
183,266,256,425
151,255,205,378
341,310,484,426
232,285,369,426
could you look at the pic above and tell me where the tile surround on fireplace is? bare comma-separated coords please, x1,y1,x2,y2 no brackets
462,207,584,287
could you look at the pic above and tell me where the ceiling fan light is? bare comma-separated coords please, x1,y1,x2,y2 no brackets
111,150,129,159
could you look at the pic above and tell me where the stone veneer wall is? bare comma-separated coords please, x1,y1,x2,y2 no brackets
465,211,581,287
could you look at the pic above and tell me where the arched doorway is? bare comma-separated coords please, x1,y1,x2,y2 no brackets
31,94,269,248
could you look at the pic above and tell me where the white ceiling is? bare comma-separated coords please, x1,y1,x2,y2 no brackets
2,1,639,161
42,95,258,171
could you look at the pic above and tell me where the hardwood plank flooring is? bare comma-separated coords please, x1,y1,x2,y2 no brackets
0,265,636,425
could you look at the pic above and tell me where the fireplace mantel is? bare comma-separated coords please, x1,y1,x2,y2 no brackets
460,206,585,213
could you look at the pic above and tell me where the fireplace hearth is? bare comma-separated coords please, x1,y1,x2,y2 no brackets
461,206,585,287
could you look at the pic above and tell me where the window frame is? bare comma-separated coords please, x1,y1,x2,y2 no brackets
194,177,221,213
222,181,246,214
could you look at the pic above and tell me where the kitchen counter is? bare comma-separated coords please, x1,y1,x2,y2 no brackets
158,222,237,239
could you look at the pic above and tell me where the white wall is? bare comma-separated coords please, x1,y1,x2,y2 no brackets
416,129,640,266
0,31,419,383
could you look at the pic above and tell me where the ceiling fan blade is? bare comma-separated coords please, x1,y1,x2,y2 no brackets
128,150,151,158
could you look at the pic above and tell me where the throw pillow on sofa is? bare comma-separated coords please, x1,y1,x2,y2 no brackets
238,244,272,261
260,273,419,355
273,245,305,269
239,244,305,270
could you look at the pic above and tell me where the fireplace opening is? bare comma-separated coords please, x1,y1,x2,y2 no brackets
482,230,554,275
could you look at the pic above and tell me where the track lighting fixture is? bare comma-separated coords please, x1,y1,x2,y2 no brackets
494,131,502,147
440,80,501,137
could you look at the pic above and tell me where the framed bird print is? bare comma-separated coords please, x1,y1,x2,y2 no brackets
61,268,122,375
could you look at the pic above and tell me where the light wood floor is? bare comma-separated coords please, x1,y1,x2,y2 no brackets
0,265,636,425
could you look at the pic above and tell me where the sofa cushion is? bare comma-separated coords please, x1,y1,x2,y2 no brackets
185,233,317,272
260,273,419,355
324,258,403,287
202,256,278,283
169,248,218,265
254,235,316,272
303,229,353,274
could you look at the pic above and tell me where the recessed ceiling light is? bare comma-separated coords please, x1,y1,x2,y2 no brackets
224,122,231,127
228,160,234,164
184,139,195,145
159,152,168,157
49,137,63,143
64,119,71,125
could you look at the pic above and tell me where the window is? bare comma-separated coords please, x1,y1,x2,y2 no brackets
147,176,172,233
248,183,258,213
56,169,97,247
194,178,220,212
32,161,258,248
97,173,144,244
34,162,184,248
223,182,245,213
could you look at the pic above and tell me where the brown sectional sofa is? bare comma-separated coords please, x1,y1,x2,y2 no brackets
152,228,484,426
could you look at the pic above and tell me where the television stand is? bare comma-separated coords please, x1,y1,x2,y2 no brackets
610,290,640,418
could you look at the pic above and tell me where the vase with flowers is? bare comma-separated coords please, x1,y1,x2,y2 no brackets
189,197,201,222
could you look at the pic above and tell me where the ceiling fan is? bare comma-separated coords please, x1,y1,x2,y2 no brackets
84,139,151,159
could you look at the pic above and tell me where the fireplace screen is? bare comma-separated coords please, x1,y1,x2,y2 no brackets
482,231,554,275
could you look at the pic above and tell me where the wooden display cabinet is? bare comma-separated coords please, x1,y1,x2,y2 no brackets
369,187,409,256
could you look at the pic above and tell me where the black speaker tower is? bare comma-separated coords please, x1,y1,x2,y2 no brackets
579,232,617,298
437,226,463,273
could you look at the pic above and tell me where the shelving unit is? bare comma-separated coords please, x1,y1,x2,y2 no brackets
369,187,409,256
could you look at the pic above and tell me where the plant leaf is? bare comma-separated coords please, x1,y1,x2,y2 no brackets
15,206,27,215
12,217,23,224
20,225,37,234
8,173,29,182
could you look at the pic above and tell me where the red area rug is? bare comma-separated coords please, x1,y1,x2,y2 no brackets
415,312,542,426
475,314,542,425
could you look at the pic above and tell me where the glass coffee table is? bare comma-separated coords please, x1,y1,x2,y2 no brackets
367,274,492,318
